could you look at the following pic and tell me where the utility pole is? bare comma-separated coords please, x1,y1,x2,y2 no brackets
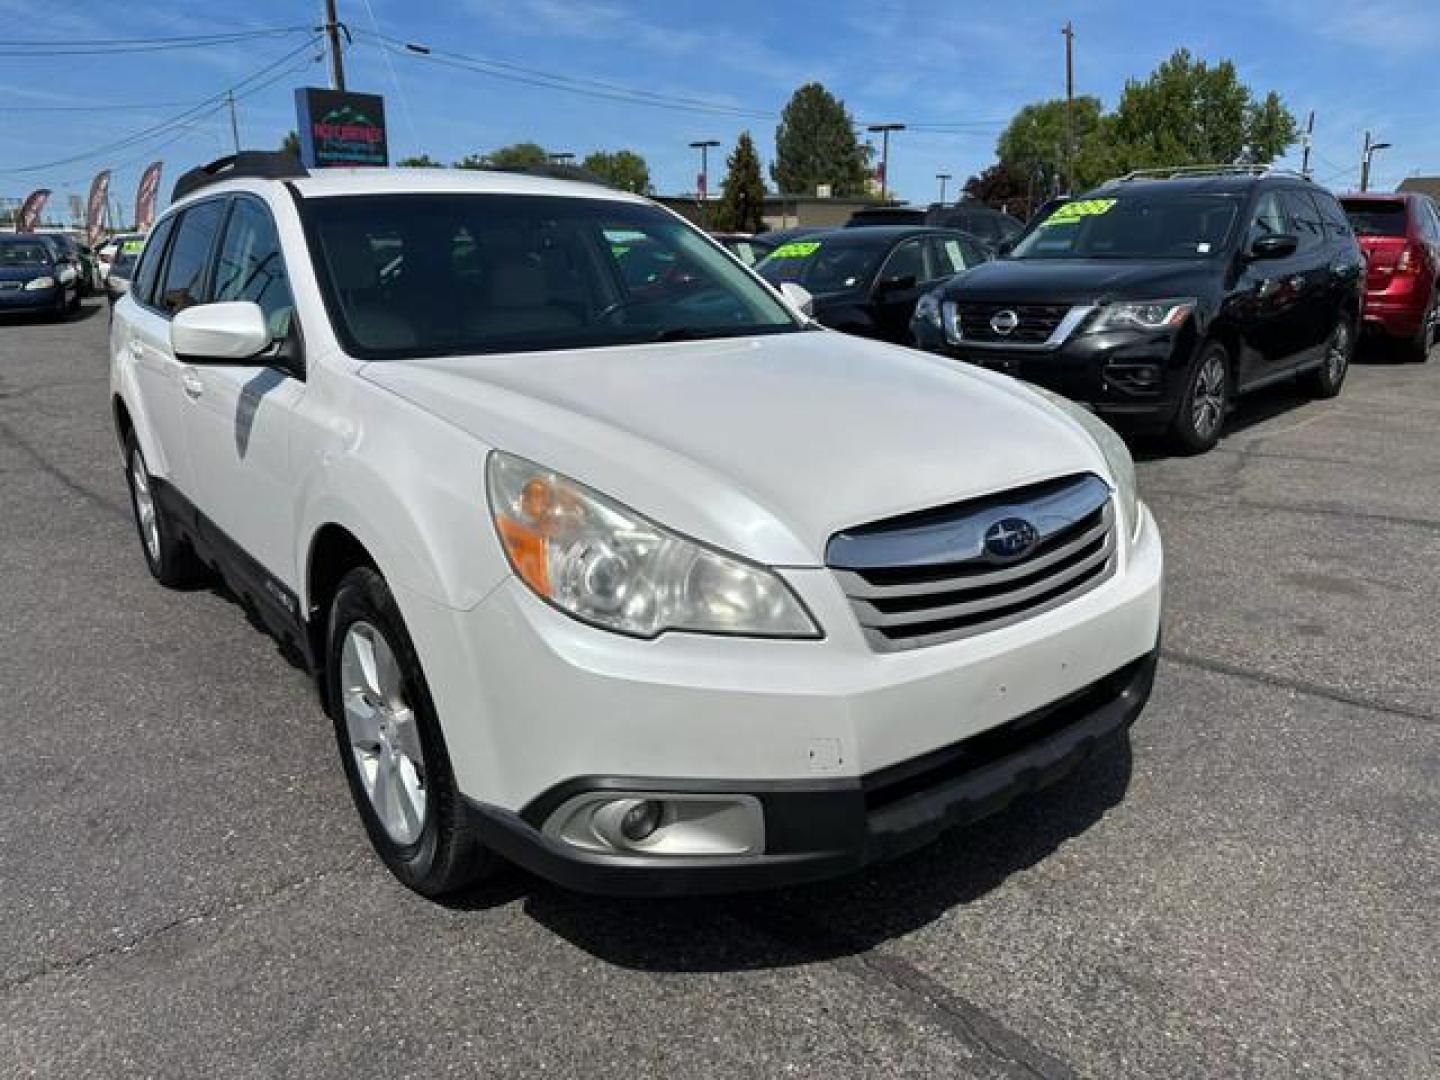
867,123,905,202
324,0,346,91
1299,110,1315,179
936,172,952,205
1061,21,1075,194
689,139,720,222
226,90,241,154
1360,130,1391,193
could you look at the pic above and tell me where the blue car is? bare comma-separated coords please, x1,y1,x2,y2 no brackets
0,234,82,318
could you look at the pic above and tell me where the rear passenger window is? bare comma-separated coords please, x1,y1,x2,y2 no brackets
158,200,226,315
132,215,176,308
212,198,296,339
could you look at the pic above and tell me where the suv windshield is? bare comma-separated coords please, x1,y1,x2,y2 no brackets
1011,194,1239,260
302,194,799,359
0,240,53,267
755,237,884,293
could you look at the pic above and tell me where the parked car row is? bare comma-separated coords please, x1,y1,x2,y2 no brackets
724,167,1434,456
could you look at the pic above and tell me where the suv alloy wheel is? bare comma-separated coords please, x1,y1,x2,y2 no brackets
1169,342,1230,454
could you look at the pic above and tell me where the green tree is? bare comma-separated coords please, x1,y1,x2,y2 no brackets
398,153,443,167
772,83,870,197
961,162,1031,211
996,96,1111,192
711,132,766,232
1108,50,1297,170
456,142,549,169
280,130,301,158
581,149,651,193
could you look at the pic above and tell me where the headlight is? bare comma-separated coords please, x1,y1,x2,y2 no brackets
1086,298,1194,334
486,451,820,639
24,276,57,290
1023,384,1141,540
913,290,943,330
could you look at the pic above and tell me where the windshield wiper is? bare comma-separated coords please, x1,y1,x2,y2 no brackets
647,326,753,342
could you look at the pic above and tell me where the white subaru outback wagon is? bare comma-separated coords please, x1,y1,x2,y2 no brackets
109,152,1162,897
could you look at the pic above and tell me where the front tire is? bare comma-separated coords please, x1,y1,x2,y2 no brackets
1302,317,1353,398
326,567,495,898
123,431,208,588
1167,341,1230,455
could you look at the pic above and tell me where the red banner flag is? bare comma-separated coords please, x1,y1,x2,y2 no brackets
85,169,112,246
135,161,163,231
15,188,51,232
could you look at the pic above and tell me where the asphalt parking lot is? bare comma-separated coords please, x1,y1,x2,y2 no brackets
1,302,1436,1079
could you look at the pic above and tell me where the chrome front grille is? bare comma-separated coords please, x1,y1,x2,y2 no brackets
952,302,1072,344
827,473,1117,652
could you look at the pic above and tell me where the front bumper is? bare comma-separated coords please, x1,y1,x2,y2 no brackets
464,645,1157,895
399,500,1164,895
0,284,62,312
915,321,1197,429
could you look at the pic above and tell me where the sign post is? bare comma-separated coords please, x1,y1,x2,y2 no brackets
294,88,388,169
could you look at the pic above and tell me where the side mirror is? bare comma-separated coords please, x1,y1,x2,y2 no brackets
779,281,815,318
171,301,272,363
1249,233,1298,261
876,273,917,295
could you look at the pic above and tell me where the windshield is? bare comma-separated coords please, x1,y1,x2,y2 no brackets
0,240,53,267
756,238,884,293
1011,194,1239,260
301,194,798,359
1340,200,1407,237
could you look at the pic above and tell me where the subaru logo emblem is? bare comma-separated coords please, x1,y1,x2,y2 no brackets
990,309,1019,336
983,517,1039,561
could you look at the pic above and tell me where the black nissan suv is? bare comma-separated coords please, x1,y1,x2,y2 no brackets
911,168,1365,453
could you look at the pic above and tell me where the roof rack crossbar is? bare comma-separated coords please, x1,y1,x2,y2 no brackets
172,151,309,202
1114,164,1308,183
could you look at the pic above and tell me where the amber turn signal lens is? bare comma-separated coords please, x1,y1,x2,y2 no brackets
496,516,550,596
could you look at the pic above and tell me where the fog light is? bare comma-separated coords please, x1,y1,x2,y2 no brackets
620,799,663,842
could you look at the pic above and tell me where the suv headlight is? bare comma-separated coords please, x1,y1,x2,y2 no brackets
24,276,56,290
486,452,820,639
1086,298,1194,334
913,289,943,330
1023,385,1141,540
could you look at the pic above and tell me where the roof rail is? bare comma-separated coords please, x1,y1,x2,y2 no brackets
172,151,309,202
1113,164,1308,183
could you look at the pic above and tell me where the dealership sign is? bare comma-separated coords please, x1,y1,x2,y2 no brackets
294,88,388,168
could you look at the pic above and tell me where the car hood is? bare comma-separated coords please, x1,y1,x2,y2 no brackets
941,257,1217,305
0,265,51,283
359,330,1110,566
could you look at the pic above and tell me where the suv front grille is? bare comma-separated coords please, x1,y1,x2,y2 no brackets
827,473,1117,652
953,302,1071,344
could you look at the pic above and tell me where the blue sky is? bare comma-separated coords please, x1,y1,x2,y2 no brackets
3,0,1438,221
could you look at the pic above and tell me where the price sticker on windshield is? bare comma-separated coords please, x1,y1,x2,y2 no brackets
770,241,822,258
1040,198,1117,227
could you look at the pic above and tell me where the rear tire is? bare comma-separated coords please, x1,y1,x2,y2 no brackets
1408,297,1434,362
1167,341,1230,455
326,566,497,898
1302,317,1353,398
122,430,208,588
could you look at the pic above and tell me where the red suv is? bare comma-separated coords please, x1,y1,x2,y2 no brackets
1340,192,1440,359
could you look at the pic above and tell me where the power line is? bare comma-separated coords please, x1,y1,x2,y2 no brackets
0,100,195,113
0,38,323,175
0,26,314,57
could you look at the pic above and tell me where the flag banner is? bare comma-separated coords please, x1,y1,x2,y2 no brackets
85,170,112,246
135,161,163,231
16,188,51,232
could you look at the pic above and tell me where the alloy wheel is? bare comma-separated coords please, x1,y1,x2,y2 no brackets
129,449,160,563
1191,352,1227,439
340,620,428,846
1326,322,1351,383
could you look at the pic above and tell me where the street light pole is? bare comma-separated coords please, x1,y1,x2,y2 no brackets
1360,131,1391,193
1062,21,1075,193
867,123,905,202
936,172,952,205
689,139,720,222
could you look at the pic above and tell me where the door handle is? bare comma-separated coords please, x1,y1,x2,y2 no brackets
180,370,204,400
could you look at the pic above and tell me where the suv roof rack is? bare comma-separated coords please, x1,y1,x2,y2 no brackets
1113,164,1308,183
172,151,309,202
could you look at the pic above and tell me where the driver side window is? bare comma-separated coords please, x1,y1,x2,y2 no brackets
879,238,927,285
1248,193,1286,249
212,198,296,339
